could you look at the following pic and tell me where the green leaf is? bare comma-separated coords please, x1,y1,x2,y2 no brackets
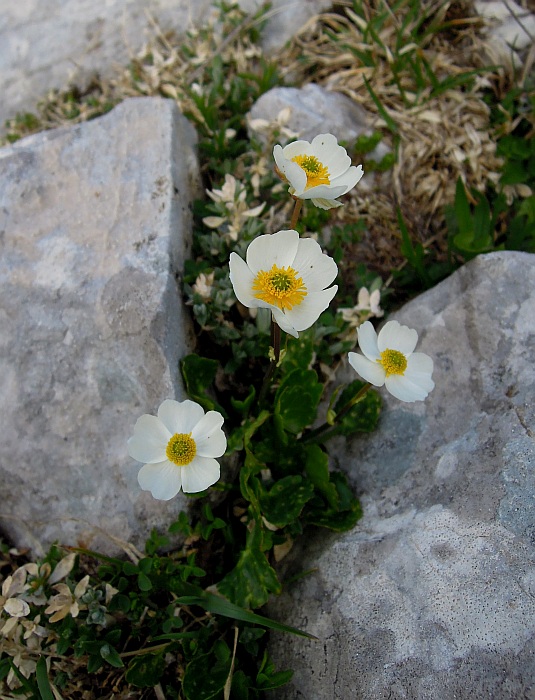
304,444,339,509
332,381,382,437
175,592,317,639
257,669,294,690
217,520,281,608
453,177,473,236
126,653,166,688
137,571,153,591
280,331,315,373
181,354,227,416
36,656,55,700
182,643,232,700
259,475,314,528
100,643,124,668
231,385,256,416
305,472,362,532
275,369,323,434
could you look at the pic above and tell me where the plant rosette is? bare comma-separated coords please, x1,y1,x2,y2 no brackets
348,320,434,402
229,229,338,338
128,399,227,499
273,133,364,210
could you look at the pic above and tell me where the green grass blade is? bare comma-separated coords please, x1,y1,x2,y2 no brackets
176,593,318,640
363,77,398,133
36,656,56,700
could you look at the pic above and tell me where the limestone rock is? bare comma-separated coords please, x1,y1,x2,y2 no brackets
269,251,535,699
0,97,200,556
248,84,389,162
474,0,535,68
0,0,330,133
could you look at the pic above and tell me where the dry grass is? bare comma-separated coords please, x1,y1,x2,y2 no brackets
2,1,531,283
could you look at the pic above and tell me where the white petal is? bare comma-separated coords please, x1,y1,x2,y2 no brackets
357,321,380,361
195,428,227,458
280,139,314,160
311,198,343,210
158,399,204,435
310,134,351,177
296,184,347,200
406,352,434,378
274,143,308,192
284,286,337,332
330,164,364,193
137,461,182,500
385,374,431,402
181,456,220,493
378,320,418,355
229,252,258,308
271,308,299,338
348,352,386,386
128,414,170,464
246,230,299,274
191,411,227,458
292,238,338,291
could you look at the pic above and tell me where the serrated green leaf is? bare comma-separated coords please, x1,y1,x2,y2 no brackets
331,381,382,437
257,669,294,690
280,331,315,373
126,653,166,688
180,354,227,416
304,444,339,509
182,644,232,700
259,475,314,528
217,521,280,608
231,385,256,416
304,472,362,532
275,369,323,434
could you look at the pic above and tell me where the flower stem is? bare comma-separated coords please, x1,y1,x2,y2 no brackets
258,317,281,405
289,198,303,229
300,382,372,444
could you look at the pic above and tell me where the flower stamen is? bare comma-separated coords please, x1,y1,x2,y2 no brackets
166,433,197,466
379,348,407,376
252,264,307,310
292,154,330,189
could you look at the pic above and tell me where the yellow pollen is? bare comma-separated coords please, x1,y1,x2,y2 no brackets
291,154,330,189
252,264,307,311
166,433,196,466
379,349,407,376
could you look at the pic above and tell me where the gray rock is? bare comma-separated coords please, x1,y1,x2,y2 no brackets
269,251,535,699
248,83,389,162
0,0,331,134
0,97,200,556
474,0,535,68
0,0,212,133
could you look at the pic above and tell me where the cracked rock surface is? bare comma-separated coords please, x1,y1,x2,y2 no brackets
269,251,535,700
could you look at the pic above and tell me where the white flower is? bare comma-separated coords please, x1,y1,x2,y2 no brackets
273,133,363,210
192,272,215,302
229,229,338,338
348,320,434,402
203,174,265,242
128,399,226,498
339,287,384,328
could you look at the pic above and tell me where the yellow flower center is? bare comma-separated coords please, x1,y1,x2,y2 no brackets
252,264,307,310
379,349,407,376
166,433,196,466
291,154,330,189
